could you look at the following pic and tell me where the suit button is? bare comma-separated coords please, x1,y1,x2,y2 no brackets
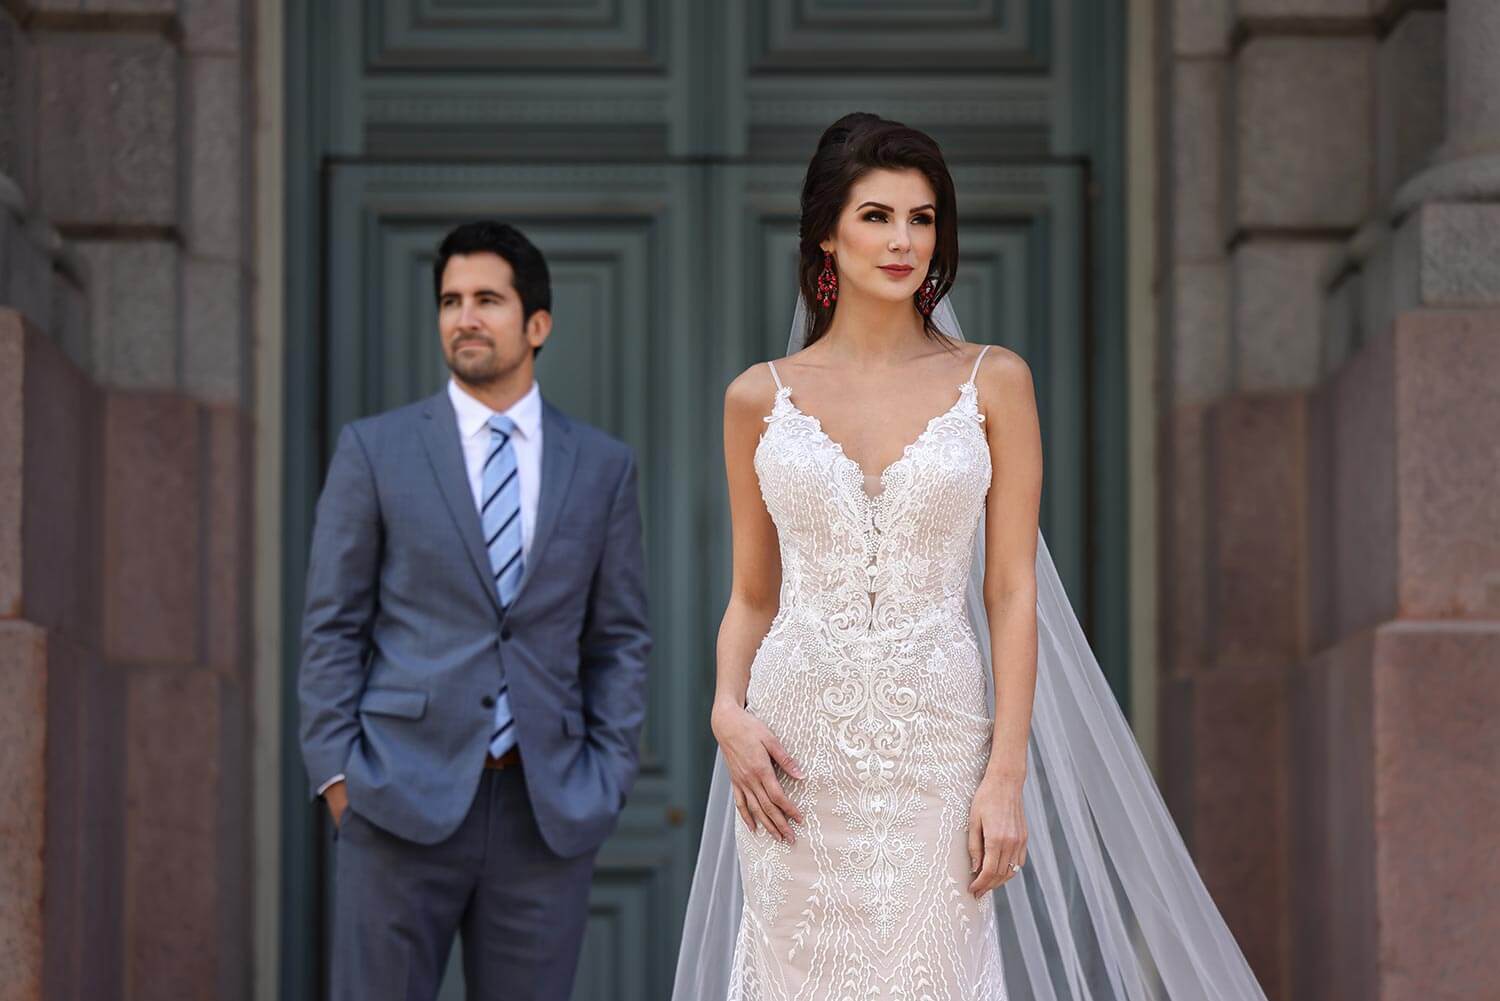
500,628,513,642
481,695,496,709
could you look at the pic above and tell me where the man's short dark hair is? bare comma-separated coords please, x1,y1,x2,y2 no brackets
432,221,552,322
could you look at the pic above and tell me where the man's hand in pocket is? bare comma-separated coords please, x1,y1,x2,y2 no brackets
324,780,349,828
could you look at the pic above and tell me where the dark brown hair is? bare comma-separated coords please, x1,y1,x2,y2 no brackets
797,113,959,348
433,220,551,320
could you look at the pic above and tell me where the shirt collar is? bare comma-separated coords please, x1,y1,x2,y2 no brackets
448,378,542,441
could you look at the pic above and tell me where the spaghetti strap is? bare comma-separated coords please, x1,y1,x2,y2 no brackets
766,360,784,391
967,344,993,384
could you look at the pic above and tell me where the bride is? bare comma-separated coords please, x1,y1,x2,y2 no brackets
672,113,1270,1001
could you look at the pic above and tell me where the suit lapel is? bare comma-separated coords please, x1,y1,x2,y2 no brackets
419,391,505,617
510,398,578,608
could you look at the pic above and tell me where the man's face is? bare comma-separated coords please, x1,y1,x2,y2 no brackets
437,252,548,385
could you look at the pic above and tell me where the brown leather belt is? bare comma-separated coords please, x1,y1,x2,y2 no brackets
484,747,521,771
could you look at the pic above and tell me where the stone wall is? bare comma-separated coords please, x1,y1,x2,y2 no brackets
1158,1,1500,998
0,2,254,999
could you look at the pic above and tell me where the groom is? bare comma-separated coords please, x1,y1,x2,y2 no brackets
299,220,652,1000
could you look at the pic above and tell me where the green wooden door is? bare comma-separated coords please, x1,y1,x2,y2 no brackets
282,3,1125,999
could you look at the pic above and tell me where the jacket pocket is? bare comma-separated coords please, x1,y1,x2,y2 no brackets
358,686,428,720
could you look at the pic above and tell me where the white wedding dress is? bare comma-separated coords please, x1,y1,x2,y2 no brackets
729,348,1007,1000
674,297,1270,1001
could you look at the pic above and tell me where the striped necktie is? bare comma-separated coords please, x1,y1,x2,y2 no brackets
482,413,523,757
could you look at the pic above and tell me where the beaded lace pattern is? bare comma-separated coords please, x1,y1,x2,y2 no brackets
728,347,1008,1000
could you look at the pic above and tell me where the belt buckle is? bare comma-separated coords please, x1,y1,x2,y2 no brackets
486,747,519,771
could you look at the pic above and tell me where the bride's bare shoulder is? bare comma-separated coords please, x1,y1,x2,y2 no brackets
973,344,1036,409
724,362,783,423
934,335,992,375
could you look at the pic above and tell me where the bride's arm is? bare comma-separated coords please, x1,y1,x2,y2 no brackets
969,347,1043,897
710,366,806,845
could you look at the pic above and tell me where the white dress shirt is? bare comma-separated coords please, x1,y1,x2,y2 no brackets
447,377,544,559
318,378,545,798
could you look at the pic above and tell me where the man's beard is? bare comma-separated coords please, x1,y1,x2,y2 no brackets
446,338,516,384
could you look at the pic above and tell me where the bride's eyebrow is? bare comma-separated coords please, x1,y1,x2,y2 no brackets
854,201,936,213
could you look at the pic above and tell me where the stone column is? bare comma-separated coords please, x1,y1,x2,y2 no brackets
1294,4,1500,1001
0,3,256,1000
1396,0,1500,208
1160,4,1499,1001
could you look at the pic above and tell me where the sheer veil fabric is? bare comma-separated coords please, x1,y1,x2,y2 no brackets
671,295,1269,1001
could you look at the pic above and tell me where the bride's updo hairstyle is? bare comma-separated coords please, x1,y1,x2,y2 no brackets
797,112,959,348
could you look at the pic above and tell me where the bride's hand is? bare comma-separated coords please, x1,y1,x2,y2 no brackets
967,769,1027,898
711,702,805,844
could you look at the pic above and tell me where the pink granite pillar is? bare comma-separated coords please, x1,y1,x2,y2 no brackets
102,389,252,1001
0,310,123,1001
1291,309,1500,1000
0,302,255,1001
1163,390,1308,997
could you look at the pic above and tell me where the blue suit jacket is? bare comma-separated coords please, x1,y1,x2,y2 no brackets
298,389,651,857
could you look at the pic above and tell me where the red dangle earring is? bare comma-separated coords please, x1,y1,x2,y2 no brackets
816,250,839,307
916,275,939,316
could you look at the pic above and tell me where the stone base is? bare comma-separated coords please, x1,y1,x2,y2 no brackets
1162,667,1291,998
1371,623,1500,1001
0,309,251,1001
1162,302,1500,1000
0,622,47,1001
1169,621,1500,1001
1291,622,1500,1001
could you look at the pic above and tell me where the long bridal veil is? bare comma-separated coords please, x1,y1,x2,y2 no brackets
671,296,1269,1001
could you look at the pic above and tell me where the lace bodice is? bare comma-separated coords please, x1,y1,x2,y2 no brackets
753,352,992,646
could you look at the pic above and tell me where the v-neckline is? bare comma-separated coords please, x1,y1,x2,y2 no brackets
776,383,976,500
